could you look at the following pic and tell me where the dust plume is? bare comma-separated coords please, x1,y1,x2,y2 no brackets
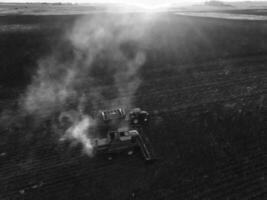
60,113,95,156
20,13,152,155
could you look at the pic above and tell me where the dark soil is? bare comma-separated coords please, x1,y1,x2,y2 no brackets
0,13,267,200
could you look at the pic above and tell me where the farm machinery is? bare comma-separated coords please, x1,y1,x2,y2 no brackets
58,107,156,161
93,108,156,161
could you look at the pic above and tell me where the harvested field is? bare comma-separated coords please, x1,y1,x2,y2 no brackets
0,12,267,200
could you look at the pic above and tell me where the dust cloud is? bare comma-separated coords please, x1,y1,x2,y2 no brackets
20,13,153,155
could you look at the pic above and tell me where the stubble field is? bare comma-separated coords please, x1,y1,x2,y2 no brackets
0,13,267,200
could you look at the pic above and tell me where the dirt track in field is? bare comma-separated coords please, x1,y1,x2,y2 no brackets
0,13,267,200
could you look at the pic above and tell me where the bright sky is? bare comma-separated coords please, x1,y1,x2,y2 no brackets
1,0,266,3
1,0,266,8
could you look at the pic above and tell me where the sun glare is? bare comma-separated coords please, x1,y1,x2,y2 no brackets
83,0,186,12
117,1,173,12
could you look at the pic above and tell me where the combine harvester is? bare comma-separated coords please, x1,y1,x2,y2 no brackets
93,108,156,162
